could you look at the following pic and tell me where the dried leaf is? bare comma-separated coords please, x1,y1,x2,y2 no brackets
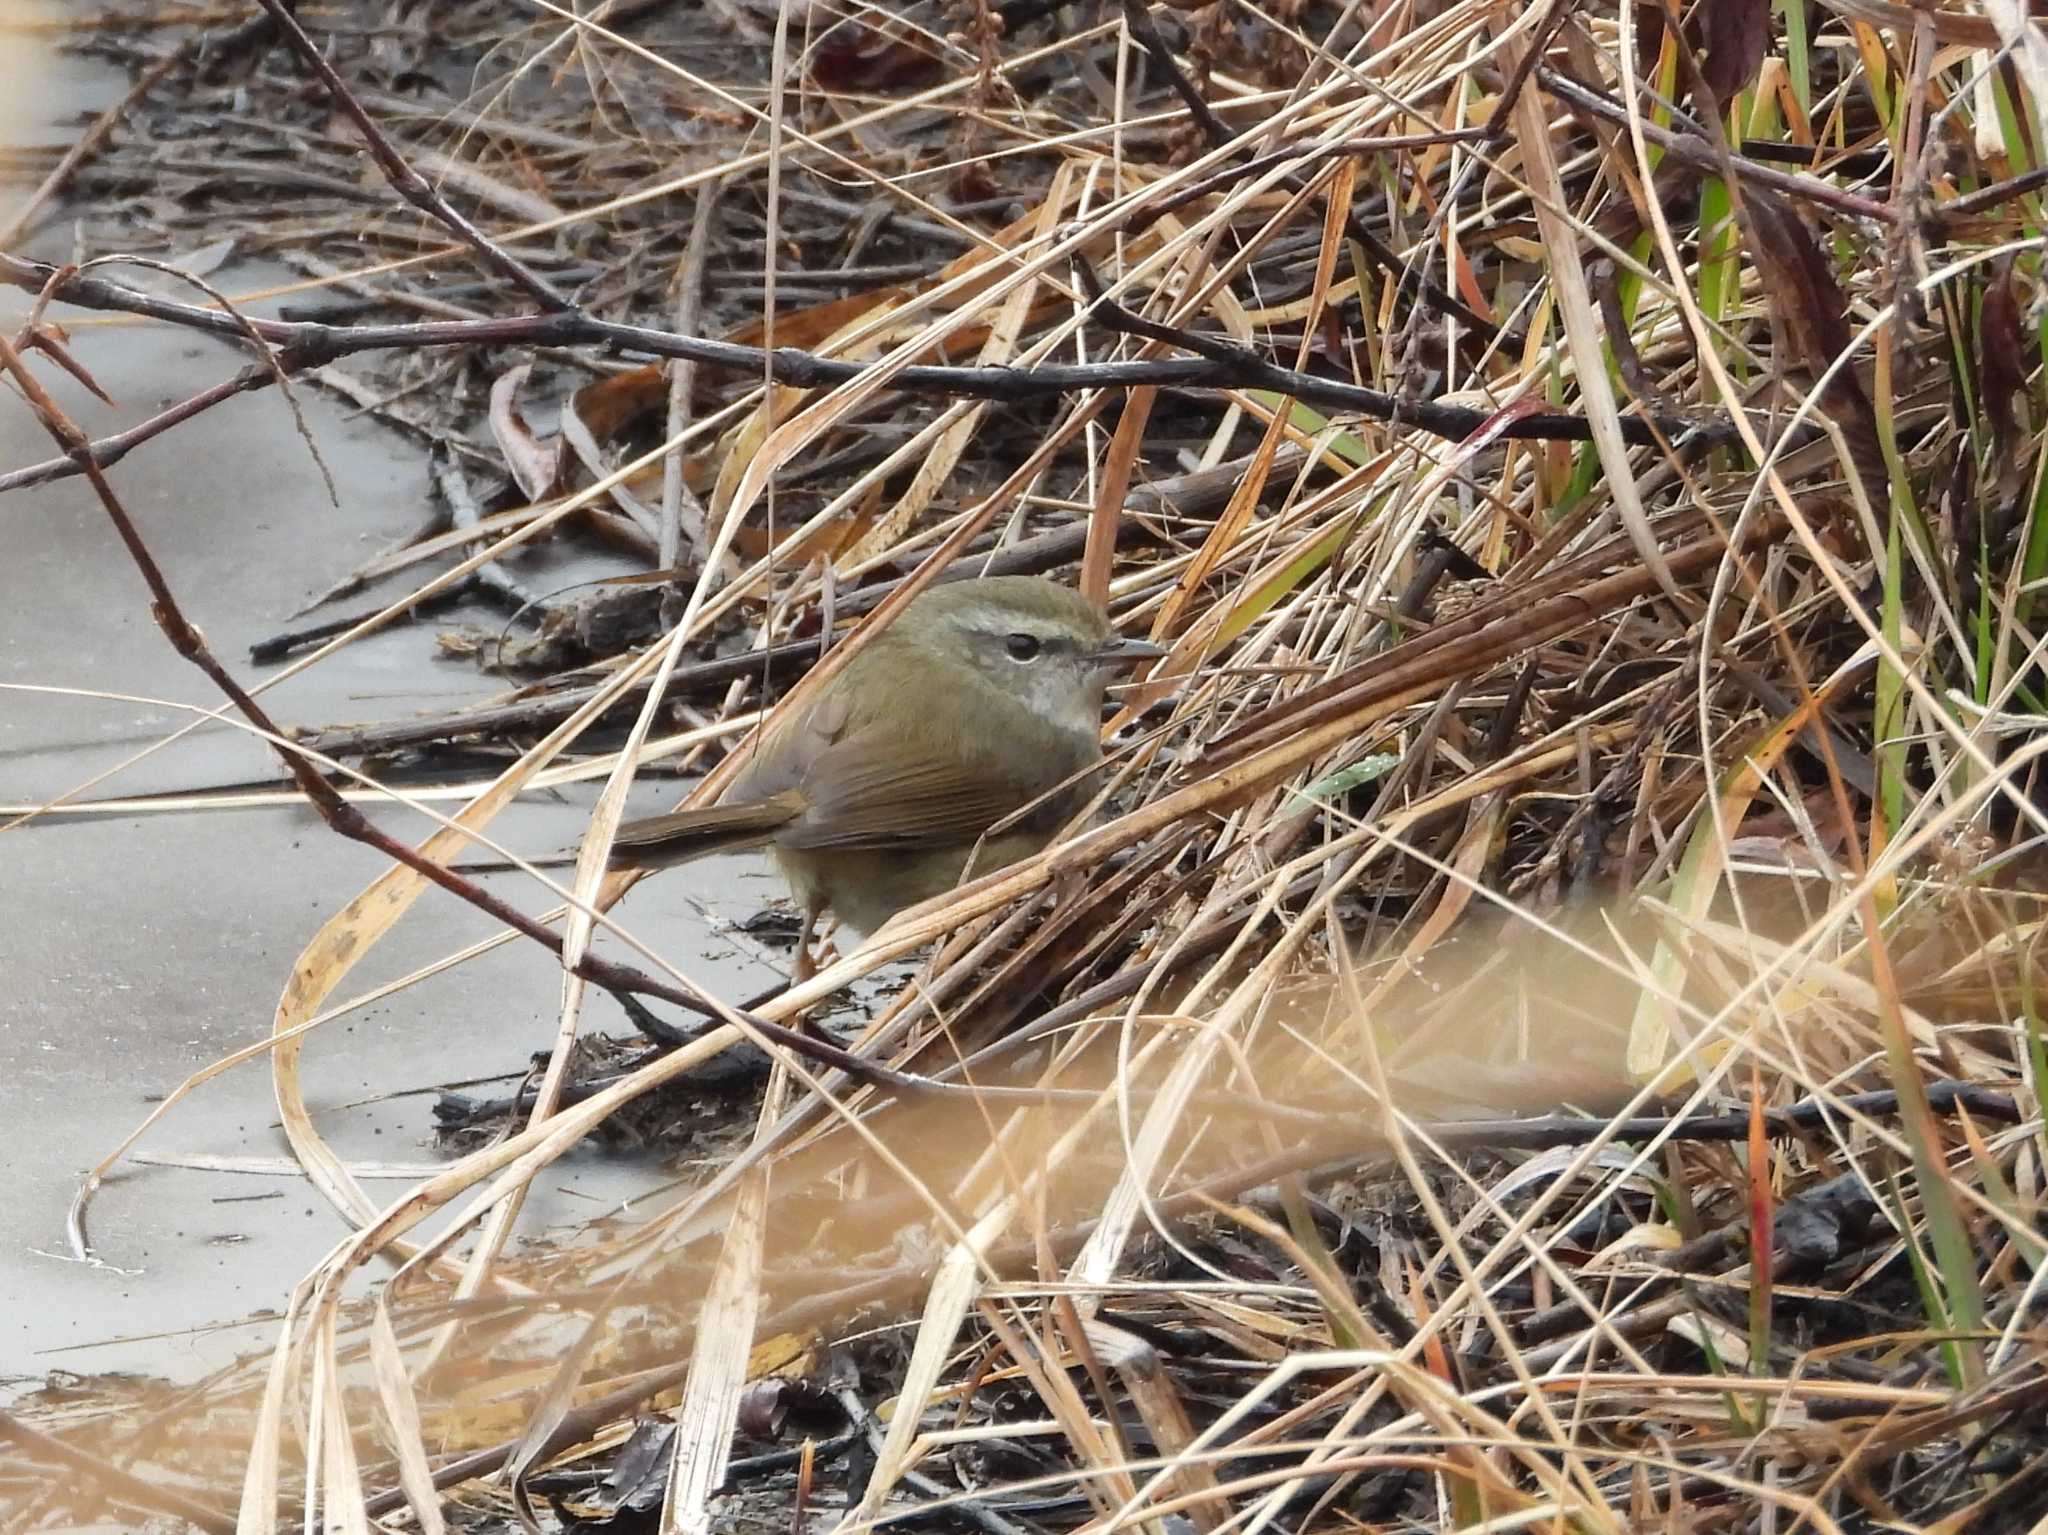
572,363,668,442
809,21,943,90
171,235,238,279
1696,0,1770,104
407,144,565,225
1979,256,2029,455
1740,188,1889,509
735,1379,790,1440
489,364,565,502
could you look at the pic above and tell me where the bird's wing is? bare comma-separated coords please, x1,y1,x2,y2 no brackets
778,726,1054,851
606,690,848,869
721,685,851,803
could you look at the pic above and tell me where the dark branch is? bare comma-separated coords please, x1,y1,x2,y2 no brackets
1074,256,1730,449
252,0,572,312
0,251,1760,503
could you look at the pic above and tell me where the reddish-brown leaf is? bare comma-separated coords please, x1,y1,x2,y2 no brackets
809,23,942,91
569,364,666,442
1696,0,1771,106
1741,188,1889,508
736,1379,790,1440
1978,256,2028,452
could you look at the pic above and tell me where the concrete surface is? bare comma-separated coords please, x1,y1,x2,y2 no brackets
0,34,784,1387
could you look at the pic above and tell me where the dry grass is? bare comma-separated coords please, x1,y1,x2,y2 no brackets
7,0,2048,1531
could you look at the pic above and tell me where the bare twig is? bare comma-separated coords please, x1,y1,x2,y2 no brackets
251,0,572,312
1075,256,1739,449
430,441,552,619
1537,66,1898,224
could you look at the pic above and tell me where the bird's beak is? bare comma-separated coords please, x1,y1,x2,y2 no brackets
1088,636,1167,669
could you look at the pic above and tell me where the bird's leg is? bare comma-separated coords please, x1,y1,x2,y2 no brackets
609,902,827,1049
793,900,822,986
787,899,828,1038
610,907,834,1047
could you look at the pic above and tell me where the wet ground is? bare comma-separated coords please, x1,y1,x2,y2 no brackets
0,29,782,1389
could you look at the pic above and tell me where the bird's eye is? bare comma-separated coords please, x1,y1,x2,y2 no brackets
1005,632,1042,661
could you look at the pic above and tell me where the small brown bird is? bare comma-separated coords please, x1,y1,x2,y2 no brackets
604,575,1161,969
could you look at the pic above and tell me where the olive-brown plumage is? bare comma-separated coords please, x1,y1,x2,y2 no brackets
606,576,1160,949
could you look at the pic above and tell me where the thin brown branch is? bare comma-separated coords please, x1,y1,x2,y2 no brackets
0,253,1728,452
1939,163,2048,220
0,357,280,492
0,249,1817,516
251,0,572,312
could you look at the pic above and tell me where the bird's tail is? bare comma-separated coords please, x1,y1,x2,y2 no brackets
455,791,804,876
604,790,806,870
